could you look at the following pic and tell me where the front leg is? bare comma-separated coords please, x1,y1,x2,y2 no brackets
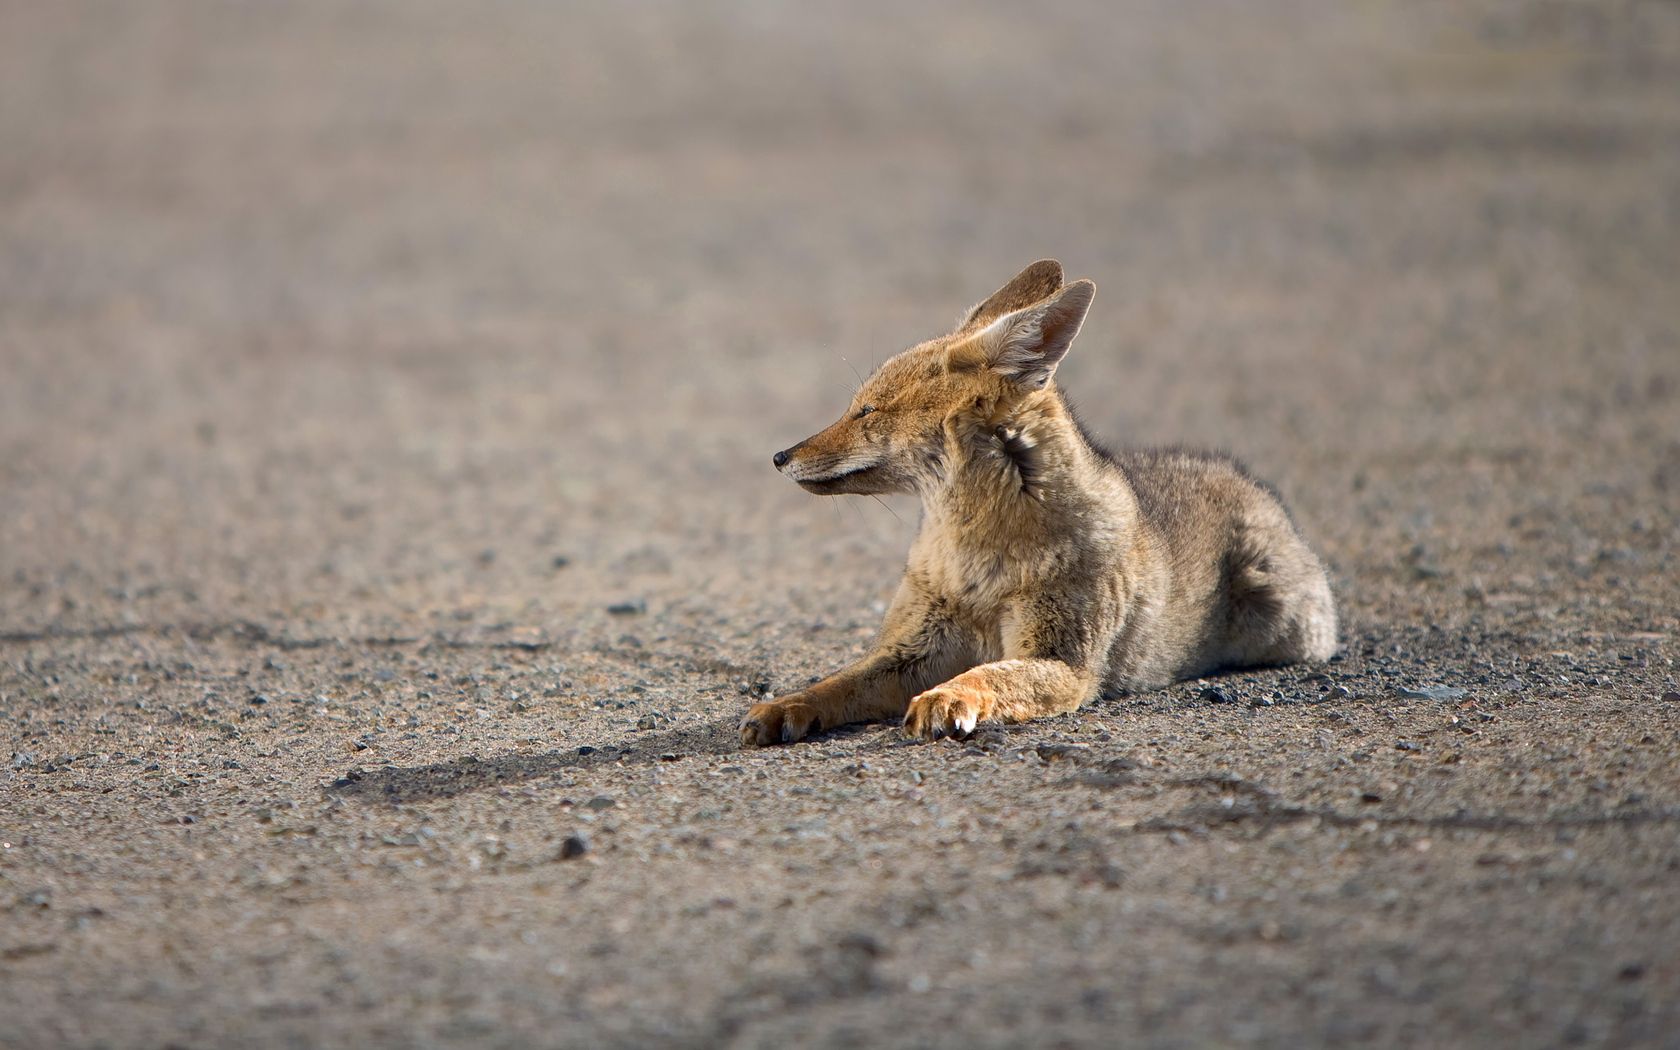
740,584,971,746
902,658,1094,739
903,590,1115,740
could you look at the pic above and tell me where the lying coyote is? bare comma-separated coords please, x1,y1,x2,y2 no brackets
741,261,1337,746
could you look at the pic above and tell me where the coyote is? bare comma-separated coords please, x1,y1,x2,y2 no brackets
741,260,1337,746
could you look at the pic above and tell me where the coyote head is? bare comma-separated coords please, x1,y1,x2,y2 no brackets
773,260,1095,496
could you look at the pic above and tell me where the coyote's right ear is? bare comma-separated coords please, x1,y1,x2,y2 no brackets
979,279,1095,390
957,259,1064,332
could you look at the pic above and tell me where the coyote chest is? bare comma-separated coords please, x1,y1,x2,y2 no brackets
904,553,1018,664
911,529,1033,611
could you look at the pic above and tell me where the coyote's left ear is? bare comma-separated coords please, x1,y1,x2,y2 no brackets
980,279,1095,389
958,259,1065,332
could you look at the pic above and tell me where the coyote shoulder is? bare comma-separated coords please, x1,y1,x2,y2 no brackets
742,260,1337,746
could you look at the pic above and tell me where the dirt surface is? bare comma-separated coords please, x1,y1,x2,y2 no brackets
4,2,1680,1047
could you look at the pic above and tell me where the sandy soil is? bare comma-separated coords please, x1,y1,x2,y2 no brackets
3,2,1679,1047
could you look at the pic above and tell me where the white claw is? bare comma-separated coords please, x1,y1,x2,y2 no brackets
955,711,977,735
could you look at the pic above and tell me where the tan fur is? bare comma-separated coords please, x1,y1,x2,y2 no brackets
743,261,1338,746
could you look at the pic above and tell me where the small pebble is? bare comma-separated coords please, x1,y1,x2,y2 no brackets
836,931,883,957
1397,685,1467,702
558,834,590,860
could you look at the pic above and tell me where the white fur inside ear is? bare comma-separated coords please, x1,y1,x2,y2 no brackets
988,316,1053,387
982,281,1093,389
982,309,1058,389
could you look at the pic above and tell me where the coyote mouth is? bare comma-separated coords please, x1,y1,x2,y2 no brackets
795,463,881,494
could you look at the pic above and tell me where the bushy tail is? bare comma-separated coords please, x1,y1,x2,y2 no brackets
1224,531,1338,665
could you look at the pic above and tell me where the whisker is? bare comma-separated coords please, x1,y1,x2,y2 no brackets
815,344,855,398
840,354,864,393
869,494,903,524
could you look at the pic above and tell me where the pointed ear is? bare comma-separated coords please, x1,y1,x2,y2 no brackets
980,279,1095,389
957,259,1064,332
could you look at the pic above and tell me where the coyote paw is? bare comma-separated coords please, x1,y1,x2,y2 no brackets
903,680,993,741
739,695,823,747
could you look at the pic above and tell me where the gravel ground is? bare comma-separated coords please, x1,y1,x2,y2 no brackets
3,2,1679,1047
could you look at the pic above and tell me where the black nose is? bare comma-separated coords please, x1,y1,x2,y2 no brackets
772,449,790,469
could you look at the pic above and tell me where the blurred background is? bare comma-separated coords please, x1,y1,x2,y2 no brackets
3,0,1677,649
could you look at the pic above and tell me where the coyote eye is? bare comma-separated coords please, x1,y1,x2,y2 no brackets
855,405,875,419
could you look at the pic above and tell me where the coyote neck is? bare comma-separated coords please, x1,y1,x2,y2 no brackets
917,390,1129,560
